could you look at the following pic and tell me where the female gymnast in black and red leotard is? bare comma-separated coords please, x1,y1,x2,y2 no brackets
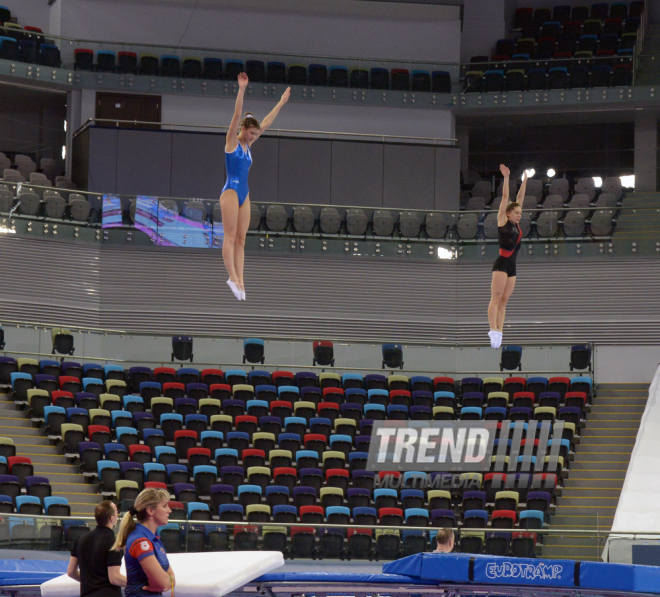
487,164,528,348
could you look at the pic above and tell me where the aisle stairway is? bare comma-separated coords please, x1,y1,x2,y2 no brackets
0,392,98,517
635,24,660,86
541,383,647,561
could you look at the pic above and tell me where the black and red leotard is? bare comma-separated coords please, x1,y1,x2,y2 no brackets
492,220,522,277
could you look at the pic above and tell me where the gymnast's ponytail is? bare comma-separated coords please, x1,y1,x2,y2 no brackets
240,112,261,130
112,487,170,551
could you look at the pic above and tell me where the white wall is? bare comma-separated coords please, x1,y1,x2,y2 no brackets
2,0,51,32
70,89,455,140
460,0,508,62
595,346,660,384
51,0,461,64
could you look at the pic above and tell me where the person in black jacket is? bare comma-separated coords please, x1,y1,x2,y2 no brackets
67,501,126,597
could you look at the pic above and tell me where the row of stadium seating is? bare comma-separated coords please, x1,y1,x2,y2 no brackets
0,155,65,184
464,63,633,92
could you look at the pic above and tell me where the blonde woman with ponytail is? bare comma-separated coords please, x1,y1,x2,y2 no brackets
112,488,175,597
220,72,290,301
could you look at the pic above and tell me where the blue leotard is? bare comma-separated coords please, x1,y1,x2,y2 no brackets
222,142,252,206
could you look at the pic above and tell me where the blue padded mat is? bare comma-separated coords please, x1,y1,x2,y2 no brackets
256,572,432,584
384,554,660,594
0,560,67,586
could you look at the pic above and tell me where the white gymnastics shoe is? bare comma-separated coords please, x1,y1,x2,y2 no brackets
488,330,503,349
227,279,242,301
240,288,246,301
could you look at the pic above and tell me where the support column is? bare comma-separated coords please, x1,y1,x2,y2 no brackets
461,0,513,62
634,110,658,192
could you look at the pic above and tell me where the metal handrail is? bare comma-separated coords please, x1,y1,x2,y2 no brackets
0,511,647,536
73,120,458,146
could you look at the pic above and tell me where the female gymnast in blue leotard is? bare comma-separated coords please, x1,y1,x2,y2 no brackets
221,72,290,300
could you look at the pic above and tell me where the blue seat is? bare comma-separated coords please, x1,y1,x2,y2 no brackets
225,369,247,384
243,338,265,364
111,410,133,428
461,406,483,420
104,365,124,378
44,406,66,424
83,363,103,377
11,372,32,388
295,450,319,468
326,504,350,518
248,370,270,385
370,67,389,90
166,464,189,482
82,377,104,393
224,60,244,81
123,395,144,410
342,374,363,388
386,404,408,419
485,406,507,421
364,404,385,419
405,507,429,523
464,509,488,527
154,446,177,464
367,389,389,405
217,503,244,519
103,443,127,459
328,65,348,87
187,501,210,518
353,506,377,518
44,496,68,515
402,472,426,487
329,434,352,451
97,460,120,476
142,428,165,443
96,50,116,72
308,63,328,86
160,412,184,425
345,388,366,405
278,385,299,399
520,509,545,529
160,54,181,77
144,462,166,477
203,57,223,80
16,495,41,513
237,484,262,500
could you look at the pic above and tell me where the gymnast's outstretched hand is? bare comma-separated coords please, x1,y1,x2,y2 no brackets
280,87,291,105
500,164,510,178
238,72,249,88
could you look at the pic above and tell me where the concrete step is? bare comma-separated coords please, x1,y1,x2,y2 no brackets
53,492,101,504
22,453,70,465
570,452,633,463
567,469,627,481
0,416,33,428
0,425,43,437
579,420,641,429
10,438,56,450
562,487,623,498
564,476,626,487
581,428,638,438
37,472,88,484
578,444,634,453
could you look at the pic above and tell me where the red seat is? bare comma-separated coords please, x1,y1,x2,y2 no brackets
492,509,517,528
433,377,455,392
163,382,185,398
270,401,293,418
154,367,176,384
564,391,587,409
8,456,31,473
322,387,344,404
129,445,151,460
59,376,81,391
378,507,403,522
144,481,167,489
52,390,74,408
88,424,111,441
201,369,224,385
174,430,197,441
272,371,294,387
209,383,232,400
378,471,401,481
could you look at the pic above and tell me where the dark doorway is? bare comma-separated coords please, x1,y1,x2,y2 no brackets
95,92,161,129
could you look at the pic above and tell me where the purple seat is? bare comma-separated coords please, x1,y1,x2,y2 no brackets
364,374,387,389
295,372,319,387
187,383,209,398
410,405,431,420
509,406,532,421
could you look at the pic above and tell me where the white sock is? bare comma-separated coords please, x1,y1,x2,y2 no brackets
227,279,242,301
488,330,502,349
240,288,246,301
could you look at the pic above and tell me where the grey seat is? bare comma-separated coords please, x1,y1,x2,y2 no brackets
0,157,11,173
398,211,421,238
568,194,590,210
424,213,448,239
249,203,262,230
595,192,617,209
542,194,564,212
0,190,13,212
562,210,586,237
548,179,569,201
466,197,486,212
346,208,368,235
601,177,622,200
483,213,499,239
16,161,37,179
519,212,532,238
160,199,179,215
522,195,539,216
43,189,62,200
472,181,492,203
525,179,544,202
29,172,48,184
536,211,559,238
293,206,315,233
184,202,206,222
18,192,41,216
372,210,394,236
3,169,25,183
69,196,91,222
266,205,288,232
40,158,57,169
590,209,614,236
456,213,479,239
45,194,66,219
56,181,76,190
575,178,596,201
320,207,341,234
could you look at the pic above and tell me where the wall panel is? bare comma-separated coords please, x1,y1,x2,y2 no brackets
116,129,173,197
170,132,225,200
277,139,332,205
383,145,436,209
1,235,660,347
331,142,384,208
